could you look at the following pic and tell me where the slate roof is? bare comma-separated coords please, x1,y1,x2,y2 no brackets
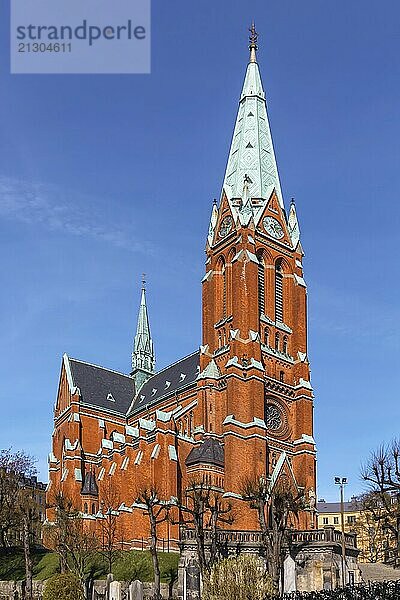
317,500,361,514
81,471,98,497
186,437,224,468
128,351,200,415
69,358,135,415
66,351,200,417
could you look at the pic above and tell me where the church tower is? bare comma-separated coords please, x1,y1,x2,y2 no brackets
198,26,316,528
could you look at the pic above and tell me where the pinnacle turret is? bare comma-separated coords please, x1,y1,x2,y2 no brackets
131,277,155,391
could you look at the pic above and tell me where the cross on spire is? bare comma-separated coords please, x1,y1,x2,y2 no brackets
249,22,258,63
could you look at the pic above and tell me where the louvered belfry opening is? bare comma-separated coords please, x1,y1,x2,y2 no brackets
275,259,283,322
222,263,227,318
257,252,265,315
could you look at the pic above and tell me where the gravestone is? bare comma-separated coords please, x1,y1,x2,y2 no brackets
129,580,143,600
109,581,121,600
284,554,296,593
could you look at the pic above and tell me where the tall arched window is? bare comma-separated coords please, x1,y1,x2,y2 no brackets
283,335,288,354
264,328,270,346
275,259,284,322
257,252,265,315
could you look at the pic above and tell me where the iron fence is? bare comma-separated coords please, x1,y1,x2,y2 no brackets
275,580,400,600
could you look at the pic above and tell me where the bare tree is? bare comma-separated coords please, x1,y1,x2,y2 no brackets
0,449,38,600
98,480,122,574
362,441,400,562
134,486,170,600
353,492,390,563
45,491,99,598
0,449,36,548
17,485,41,600
173,479,233,577
241,475,304,590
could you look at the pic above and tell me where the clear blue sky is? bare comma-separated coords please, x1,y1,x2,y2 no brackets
0,1,399,503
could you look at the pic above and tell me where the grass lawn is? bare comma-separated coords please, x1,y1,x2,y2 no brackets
0,548,179,582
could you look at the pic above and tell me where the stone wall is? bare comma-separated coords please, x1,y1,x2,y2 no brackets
0,580,177,600
0,580,44,599
177,527,361,599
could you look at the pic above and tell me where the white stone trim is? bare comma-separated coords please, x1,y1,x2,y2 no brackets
63,354,79,395
48,452,57,464
201,271,213,283
223,415,267,430
168,445,178,461
297,378,312,391
139,418,155,431
294,274,307,287
112,432,125,444
151,444,161,460
223,492,243,500
125,425,139,437
134,450,143,466
293,434,315,445
156,410,171,422
121,457,130,470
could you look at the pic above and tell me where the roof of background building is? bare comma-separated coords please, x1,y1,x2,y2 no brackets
317,500,361,514
128,351,200,415
186,437,224,468
67,351,200,417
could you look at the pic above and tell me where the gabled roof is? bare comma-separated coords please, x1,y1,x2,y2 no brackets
64,351,199,418
128,351,200,416
186,437,224,468
317,500,361,514
68,357,135,415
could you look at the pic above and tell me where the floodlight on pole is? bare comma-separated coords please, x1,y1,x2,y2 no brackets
334,476,348,587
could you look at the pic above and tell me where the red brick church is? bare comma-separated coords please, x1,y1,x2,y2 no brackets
47,28,316,545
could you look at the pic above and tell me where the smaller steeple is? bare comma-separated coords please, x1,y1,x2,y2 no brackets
131,275,155,391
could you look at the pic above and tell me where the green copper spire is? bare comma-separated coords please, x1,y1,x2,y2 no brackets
222,25,284,214
131,276,155,390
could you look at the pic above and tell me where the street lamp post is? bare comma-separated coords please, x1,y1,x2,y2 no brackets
335,477,347,587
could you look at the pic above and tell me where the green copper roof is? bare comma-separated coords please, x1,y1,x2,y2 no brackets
223,46,284,210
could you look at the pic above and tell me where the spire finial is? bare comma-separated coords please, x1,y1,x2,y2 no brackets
142,273,146,290
249,22,258,63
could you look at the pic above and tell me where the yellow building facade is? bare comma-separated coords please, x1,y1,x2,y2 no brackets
317,499,391,564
